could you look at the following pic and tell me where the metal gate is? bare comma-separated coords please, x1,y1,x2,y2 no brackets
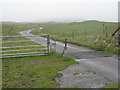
0,34,50,58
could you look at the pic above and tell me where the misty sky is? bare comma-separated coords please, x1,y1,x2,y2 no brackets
0,0,119,22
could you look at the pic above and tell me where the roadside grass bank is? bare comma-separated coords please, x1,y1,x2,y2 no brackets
2,52,77,88
31,20,118,54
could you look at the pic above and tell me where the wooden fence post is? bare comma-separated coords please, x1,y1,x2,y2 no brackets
63,32,65,37
65,39,67,49
103,24,105,35
47,34,50,55
105,26,107,37
72,31,74,39
62,39,67,56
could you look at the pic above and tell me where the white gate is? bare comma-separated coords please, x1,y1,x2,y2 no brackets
0,34,50,58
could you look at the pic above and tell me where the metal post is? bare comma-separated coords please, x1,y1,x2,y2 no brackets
47,34,50,55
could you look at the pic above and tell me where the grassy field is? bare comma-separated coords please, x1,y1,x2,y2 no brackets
31,20,118,54
2,22,77,88
2,22,40,36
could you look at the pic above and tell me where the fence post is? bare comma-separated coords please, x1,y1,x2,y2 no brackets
105,26,107,37
62,39,67,56
65,39,67,49
72,31,74,39
118,34,120,47
54,38,57,52
103,24,105,35
47,34,50,55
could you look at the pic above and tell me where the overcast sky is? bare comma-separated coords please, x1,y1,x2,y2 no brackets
0,0,119,22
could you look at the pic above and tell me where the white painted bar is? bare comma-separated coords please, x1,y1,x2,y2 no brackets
0,34,48,38
1,45,46,49
1,54,47,58
2,51,47,56
0,48,47,52
0,40,33,43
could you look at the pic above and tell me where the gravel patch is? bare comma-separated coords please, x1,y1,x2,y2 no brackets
55,64,112,88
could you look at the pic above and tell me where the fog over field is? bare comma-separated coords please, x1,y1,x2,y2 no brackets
0,0,119,22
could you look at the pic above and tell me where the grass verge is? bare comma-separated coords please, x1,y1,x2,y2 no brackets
101,83,118,88
2,52,77,88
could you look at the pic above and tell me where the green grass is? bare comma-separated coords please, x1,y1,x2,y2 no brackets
2,22,40,36
101,83,118,88
31,20,118,54
2,52,77,88
72,72,79,75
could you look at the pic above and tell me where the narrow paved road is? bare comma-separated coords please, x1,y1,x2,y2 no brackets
19,29,118,88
